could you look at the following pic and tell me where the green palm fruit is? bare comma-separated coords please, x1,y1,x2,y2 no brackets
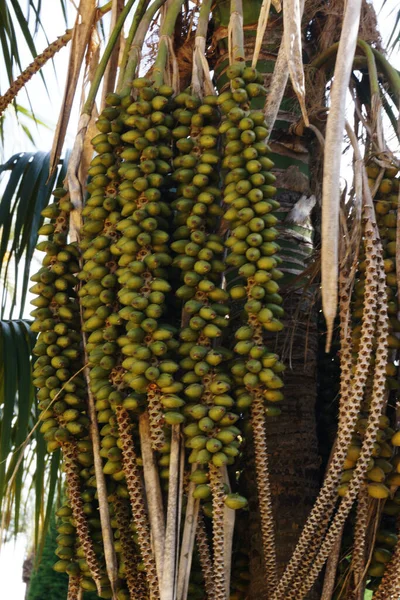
193,484,212,499
188,436,208,450
212,452,228,467
224,493,248,510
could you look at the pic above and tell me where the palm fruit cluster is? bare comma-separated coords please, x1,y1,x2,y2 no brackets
169,88,244,507
30,191,109,595
357,162,400,592
336,164,400,501
218,64,285,411
30,59,286,597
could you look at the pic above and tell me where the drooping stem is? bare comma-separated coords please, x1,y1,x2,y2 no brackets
177,467,200,600
113,495,148,599
161,424,183,600
222,466,235,598
350,485,370,599
67,574,82,600
196,513,215,598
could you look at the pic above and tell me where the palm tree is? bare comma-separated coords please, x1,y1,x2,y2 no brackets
1,1,400,599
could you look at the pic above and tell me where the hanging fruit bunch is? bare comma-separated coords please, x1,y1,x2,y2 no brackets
28,1,285,599
24,0,400,598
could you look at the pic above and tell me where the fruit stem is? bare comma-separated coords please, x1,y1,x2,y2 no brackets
116,0,151,91
161,424,184,600
119,0,167,94
191,0,213,96
176,465,200,600
229,0,245,65
139,412,166,584
250,390,278,593
152,0,185,89
209,463,226,599
196,513,215,598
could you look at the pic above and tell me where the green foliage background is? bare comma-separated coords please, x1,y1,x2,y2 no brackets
27,513,99,600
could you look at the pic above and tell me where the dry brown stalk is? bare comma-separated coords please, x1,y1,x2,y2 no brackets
67,574,82,600
115,406,160,599
209,464,226,600
113,495,148,599
0,29,73,116
62,441,102,594
350,484,370,598
196,514,215,598
139,412,165,584
147,388,166,451
285,166,389,599
250,390,278,593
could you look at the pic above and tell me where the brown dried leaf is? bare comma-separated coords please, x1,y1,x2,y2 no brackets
322,0,363,351
48,0,97,179
283,0,308,126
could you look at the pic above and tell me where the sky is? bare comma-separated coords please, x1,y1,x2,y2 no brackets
0,0,399,598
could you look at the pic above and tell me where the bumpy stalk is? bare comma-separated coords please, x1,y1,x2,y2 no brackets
67,574,82,600
115,405,159,599
62,441,102,594
273,232,380,598
285,185,389,598
196,514,215,598
0,30,73,115
113,494,148,599
350,484,370,598
251,390,278,590
209,464,226,599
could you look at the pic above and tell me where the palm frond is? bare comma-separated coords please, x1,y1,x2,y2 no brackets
0,150,69,319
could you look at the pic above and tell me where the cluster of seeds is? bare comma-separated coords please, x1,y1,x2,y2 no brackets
29,59,286,596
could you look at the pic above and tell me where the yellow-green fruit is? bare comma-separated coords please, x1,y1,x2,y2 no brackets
391,430,400,446
368,483,390,499
224,493,248,510
367,466,386,483
193,484,212,500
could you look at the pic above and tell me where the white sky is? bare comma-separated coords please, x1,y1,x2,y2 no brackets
0,0,399,598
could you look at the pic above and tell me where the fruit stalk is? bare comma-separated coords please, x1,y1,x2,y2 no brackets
113,494,148,599
115,405,160,598
196,513,215,598
67,574,83,600
209,464,226,599
139,412,165,583
62,441,102,594
250,390,278,592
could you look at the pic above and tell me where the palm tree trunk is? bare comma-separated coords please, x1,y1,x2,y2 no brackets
212,4,321,597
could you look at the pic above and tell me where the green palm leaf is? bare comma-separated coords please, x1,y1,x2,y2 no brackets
0,150,69,319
